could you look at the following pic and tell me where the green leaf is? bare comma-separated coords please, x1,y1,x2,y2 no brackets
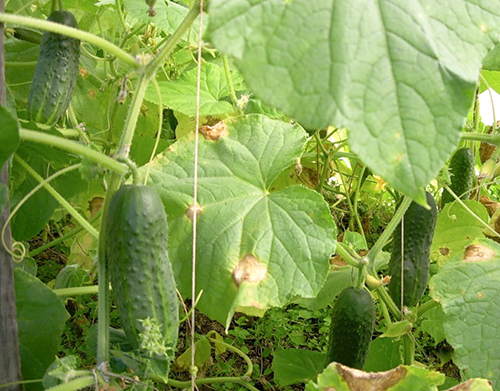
343,230,368,251
207,0,500,200
53,264,88,289
306,364,444,391
11,142,88,241
429,238,500,389
430,200,489,266
272,348,325,386
15,268,69,391
479,70,500,94
124,0,196,36
483,44,500,71
142,114,336,326
417,305,446,346
380,320,413,338
144,63,244,117
0,105,20,168
363,337,403,372
295,266,353,310
174,337,212,372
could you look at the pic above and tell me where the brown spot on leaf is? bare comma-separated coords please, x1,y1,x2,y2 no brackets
439,247,450,256
477,292,484,299
88,89,96,98
79,67,89,77
479,195,500,217
446,378,492,390
336,364,407,391
199,121,228,141
232,254,267,287
88,197,104,216
463,244,495,262
186,203,203,222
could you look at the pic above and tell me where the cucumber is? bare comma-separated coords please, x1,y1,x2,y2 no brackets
105,185,178,360
26,10,80,125
325,287,375,369
441,147,475,206
387,192,437,307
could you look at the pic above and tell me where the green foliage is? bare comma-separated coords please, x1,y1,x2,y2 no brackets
430,239,500,390
15,268,69,391
207,0,500,201
5,1,500,390
142,114,336,326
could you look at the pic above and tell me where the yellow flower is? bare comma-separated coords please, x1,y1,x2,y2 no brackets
373,175,387,191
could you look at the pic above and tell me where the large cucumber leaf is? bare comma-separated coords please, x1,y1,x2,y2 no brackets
15,269,69,391
207,0,500,203
306,363,492,391
141,114,336,326
430,239,500,389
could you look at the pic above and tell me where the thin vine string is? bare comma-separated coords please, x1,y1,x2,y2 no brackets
400,214,404,316
191,0,204,389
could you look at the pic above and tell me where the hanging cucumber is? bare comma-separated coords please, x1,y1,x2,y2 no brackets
26,10,80,125
387,192,437,307
105,185,178,363
441,147,475,206
325,287,375,369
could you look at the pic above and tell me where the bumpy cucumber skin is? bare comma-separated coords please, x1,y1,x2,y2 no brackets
388,192,437,307
26,11,80,125
105,185,178,353
441,148,475,206
325,287,375,370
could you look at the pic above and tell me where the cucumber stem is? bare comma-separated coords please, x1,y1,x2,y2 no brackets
19,129,128,175
461,132,500,144
53,286,100,296
416,299,440,319
0,13,138,68
13,156,98,239
402,334,415,365
367,196,412,269
335,242,362,268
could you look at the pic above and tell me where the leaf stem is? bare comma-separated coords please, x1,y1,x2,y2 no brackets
0,13,138,68
19,129,128,175
14,155,98,239
367,196,411,267
335,242,362,268
145,1,201,78
441,182,500,238
53,285,100,296
376,285,401,321
153,334,257,389
416,299,440,318
222,54,239,109
44,376,95,391
461,132,500,144
29,211,101,257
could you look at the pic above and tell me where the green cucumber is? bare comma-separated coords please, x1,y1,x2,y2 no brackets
26,10,80,125
387,192,437,307
325,287,375,369
105,185,178,361
441,147,475,206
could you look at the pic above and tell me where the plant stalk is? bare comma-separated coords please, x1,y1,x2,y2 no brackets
0,13,137,68
19,129,128,174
